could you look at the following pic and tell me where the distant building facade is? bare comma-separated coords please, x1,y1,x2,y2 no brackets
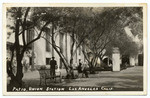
7,27,85,70
32,27,85,69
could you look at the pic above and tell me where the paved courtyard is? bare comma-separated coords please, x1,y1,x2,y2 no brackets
7,66,143,91
18,66,143,91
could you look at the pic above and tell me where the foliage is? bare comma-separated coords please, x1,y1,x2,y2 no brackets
40,65,46,70
7,7,143,81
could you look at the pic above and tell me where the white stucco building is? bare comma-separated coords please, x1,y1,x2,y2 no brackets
32,28,85,69
7,26,85,70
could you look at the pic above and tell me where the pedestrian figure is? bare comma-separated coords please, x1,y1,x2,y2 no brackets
82,61,89,78
7,58,12,77
77,59,82,74
22,56,30,73
50,57,57,79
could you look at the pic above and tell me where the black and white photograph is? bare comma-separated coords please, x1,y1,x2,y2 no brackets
3,3,147,95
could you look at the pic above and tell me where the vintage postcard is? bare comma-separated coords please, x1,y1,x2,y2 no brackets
3,3,147,95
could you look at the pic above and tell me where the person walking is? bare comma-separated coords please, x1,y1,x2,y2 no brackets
50,57,57,79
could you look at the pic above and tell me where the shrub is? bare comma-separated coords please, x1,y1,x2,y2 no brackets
40,66,46,70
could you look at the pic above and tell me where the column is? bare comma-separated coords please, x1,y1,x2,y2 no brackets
129,55,135,66
135,54,139,66
112,47,121,71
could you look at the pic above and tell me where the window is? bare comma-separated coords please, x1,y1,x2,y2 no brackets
27,29,34,48
46,58,51,65
46,29,50,52
29,57,32,65
59,33,64,53
79,47,81,55
59,58,62,69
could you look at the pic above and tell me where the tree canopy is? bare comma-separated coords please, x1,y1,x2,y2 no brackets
7,7,143,81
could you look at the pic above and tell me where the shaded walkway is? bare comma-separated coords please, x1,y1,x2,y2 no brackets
8,66,143,91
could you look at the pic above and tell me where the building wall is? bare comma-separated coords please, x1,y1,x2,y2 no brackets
33,29,84,69
34,37,46,65
53,31,60,68
7,13,85,69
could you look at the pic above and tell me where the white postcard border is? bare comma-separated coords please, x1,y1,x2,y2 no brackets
2,3,147,96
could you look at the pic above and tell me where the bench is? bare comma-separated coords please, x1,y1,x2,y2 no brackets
38,69,62,85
